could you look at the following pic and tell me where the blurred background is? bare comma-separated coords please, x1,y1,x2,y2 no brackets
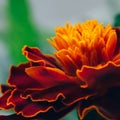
0,0,120,119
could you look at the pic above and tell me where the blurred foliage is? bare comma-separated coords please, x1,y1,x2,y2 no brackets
113,13,120,27
62,109,79,120
6,0,54,65
6,0,39,64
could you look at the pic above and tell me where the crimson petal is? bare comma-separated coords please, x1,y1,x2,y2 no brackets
77,62,120,91
78,87,120,120
8,63,50,89
35,102,78,120
23,66,95,105
0,102,78,120
8,63,72,90
0,85,13,93
7,89,53,117
22,84,95,106
0,90,13,110
25,66,80,89
22,45,60,68
93,87,120,120
6,89,78,119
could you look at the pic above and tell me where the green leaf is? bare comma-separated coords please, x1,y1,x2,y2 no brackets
7,0,40,65
113,13,120,27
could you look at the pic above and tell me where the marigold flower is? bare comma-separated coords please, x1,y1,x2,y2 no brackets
0,20,120,120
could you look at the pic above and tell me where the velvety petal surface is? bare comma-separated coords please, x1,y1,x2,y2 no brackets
78,87,120,120
3,89,79,119
0,90,13,110
25,65,96,103
0,102,78,120
0,85,13,93
95,87,120,120
22,83,95,106
25,66,81,89
77,62,120,91
8,63,56,89
7,89,53,117
77,61,120,119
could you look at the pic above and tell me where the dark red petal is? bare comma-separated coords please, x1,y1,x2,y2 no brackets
8,89,52,117
7,63,93,106
22,84,95,106
8,63,49,89
77,61,120,119
25,66,81,89
7,89,78,119
22,45,60,68
77,99,104,120
78,87,120,120
8,63,71,90
94,87,120,120
77,62,120,92
0,85,13,93
24,66,95,104
0,102,78,120
0,90,13,110
35,102,78,120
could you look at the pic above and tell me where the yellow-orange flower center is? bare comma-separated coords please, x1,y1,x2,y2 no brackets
49,20,117,75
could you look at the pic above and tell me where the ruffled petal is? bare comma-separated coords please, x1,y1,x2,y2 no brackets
95,88,120,120
0,102,78,120
77,100,94,120
0,90,13,110
7,89,53,117
8,62,72,90
0,85,13,93
25,66,95,104
78,87,120,120
8,63,50,89
25,66,81,89
22,84,95,106
22,45,60,68
7,89,79,119
35,102,78,120
77,62,120,92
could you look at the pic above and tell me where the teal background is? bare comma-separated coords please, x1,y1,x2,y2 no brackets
0,0,120,119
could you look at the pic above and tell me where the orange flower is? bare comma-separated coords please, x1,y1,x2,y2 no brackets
0,20,120,120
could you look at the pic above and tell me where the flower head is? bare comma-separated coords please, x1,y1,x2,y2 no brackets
0,20,120,120
49,20,117,74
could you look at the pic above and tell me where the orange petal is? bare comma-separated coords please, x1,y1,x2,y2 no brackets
106,30,117,58
25,66,79,89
